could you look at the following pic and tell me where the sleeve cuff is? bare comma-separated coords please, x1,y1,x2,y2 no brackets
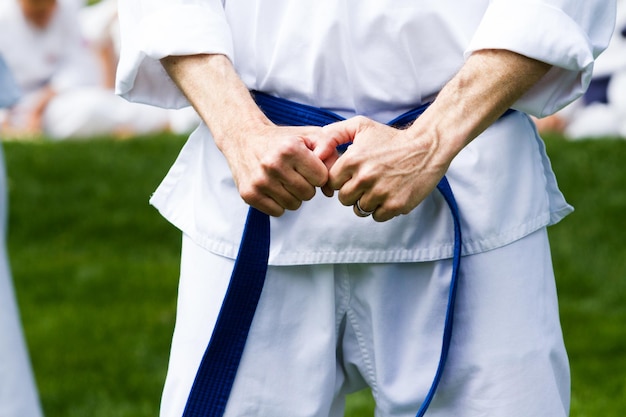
116,4,233,109
138,4,233,61
466,1,604,117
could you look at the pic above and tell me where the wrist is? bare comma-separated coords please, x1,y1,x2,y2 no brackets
161,53,273,149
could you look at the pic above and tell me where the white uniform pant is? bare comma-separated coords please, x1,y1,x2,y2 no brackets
43,87,171,139
0,252,43,417
0,145,43,417
160,228,570,417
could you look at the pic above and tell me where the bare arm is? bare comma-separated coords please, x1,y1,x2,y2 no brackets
420,49,551,162
160,54,333,216
323,49,552,221
26,85,57,135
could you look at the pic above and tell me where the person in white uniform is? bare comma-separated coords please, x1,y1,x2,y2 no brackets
0,54,45,417
562,0,626,139
116,1,614,416
0,0,173,140
535,0,626,139
78,0,201,135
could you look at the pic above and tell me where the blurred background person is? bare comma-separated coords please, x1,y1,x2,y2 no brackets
0,53,45,417
0,0,177,140
77,0,200,135
535,0,626,139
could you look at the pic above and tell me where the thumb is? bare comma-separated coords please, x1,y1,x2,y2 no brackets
313,119,358,160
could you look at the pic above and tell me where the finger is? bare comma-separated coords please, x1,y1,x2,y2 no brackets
293,155,328,188
240,179,301,213
326,152,354,192
319,118,374,191
250,195,286,217
321,184,335,198
283,175,318,202
370,195,415,223
353,198,376,218
265,143,324,202
320,117,366,147
313,121,356,161
290,136,330,187
335,176,362,207
372,209,394,223
270,185,305,211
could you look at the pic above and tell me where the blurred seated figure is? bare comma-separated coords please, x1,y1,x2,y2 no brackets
0,0,175,140
78,0,200,135
534,0,626,140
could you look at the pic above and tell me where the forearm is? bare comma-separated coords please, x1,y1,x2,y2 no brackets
323,49,552,221
413,49,552,166
160,53,330,216
27,86,56,133
160,54,271,149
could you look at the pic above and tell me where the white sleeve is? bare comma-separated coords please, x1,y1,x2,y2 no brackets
0,54,21,108
115,0,233,109
466,0,616,117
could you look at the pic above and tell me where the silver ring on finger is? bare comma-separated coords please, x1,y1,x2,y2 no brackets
355,199,375,217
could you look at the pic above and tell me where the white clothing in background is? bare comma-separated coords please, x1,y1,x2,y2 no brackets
42,87,173,139
562,0,626,139
0,0,172,139
0,54,44,417
0,0,99,98
77,0,200,135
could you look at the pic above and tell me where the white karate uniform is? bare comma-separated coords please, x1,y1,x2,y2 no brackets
0,0,172,139
116,1,615,416
0,54,44,417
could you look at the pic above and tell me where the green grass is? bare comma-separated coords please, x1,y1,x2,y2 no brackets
5,135,183,417
4,134,625,416
543,135,626,416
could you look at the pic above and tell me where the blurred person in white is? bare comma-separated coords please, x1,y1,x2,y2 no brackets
0,53,45,417
535,0,626,139
0,0,173,140
78,0,200,135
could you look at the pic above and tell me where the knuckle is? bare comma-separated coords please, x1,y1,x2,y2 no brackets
272,139,301,162
286,199,302,211
387,201,404,214
238,185,256,204
260,157,283,176
337,192,352,207
358,167,377,185
239,189,258,206
270,207,286,217
239,178,268,203
300,187,316,201
353,115,370,125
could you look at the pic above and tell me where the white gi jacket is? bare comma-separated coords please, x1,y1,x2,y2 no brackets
116,0,614,265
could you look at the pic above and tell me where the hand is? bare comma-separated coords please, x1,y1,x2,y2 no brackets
321,116,449,222
24,109,44,136
25,86,56,135
159,54,339,217
220,123,336,217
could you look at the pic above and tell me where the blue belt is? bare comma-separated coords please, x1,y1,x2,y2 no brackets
183,92,508,417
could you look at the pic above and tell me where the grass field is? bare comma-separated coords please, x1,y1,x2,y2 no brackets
4,133,625,416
